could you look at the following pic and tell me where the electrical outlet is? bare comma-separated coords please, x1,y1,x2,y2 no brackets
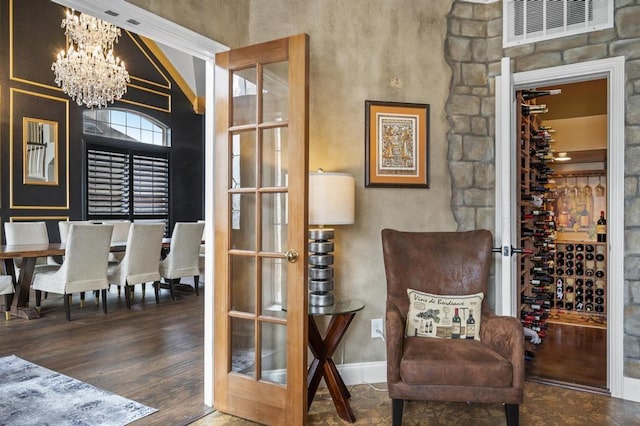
371,318,383,338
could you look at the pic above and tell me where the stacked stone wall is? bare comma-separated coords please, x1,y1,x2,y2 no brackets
445,0,640,378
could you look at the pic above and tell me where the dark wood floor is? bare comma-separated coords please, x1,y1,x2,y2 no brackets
1,281,212,425
526,321,607,390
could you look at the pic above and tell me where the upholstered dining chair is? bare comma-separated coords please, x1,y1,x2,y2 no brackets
381,229,524,426
32,224,113,321
107,223,164,308
159,222,205,299
1,275,14,320
58,220,93,244
101,220,132,265
4,221,60,274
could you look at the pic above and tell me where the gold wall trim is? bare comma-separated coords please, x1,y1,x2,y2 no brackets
9,2,171,114
120,97,171,114
141,36,204,114
9,88,70,210
9,216,69,222
125,31,171,90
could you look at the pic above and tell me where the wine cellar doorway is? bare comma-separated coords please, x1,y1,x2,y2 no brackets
517,79,608,391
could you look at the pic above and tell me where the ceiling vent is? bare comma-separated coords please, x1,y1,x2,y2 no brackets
126,19,141,26
503,0,613,47
104,10,119,17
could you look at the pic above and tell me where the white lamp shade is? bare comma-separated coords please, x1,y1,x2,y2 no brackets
309,172,355,225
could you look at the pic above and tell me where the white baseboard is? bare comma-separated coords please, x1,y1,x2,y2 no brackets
622,377,640,402
334,361,387,386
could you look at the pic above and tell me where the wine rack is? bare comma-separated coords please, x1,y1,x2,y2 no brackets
517,91,555,341
552,241,607,316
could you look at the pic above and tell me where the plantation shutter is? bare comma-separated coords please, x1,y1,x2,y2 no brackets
133,154,169,216
87,149,130,216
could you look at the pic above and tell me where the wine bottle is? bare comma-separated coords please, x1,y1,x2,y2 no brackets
521,104,549,116
580,206,590,227
451,308,461,339
466,309,475,340
522,89,562,100
597,211,607,242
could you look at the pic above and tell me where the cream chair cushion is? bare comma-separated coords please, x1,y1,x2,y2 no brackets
0,275,14,295
108,223,164,287
160,222,205,280
32,224,113,295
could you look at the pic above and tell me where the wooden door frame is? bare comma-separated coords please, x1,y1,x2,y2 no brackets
213,34,309,424
495,56,631,400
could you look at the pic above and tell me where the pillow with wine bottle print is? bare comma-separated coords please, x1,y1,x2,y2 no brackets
405,289,483,341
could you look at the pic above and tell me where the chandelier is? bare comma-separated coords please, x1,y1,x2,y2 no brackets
52,11,130,109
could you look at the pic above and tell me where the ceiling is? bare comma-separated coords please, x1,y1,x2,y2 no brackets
51,0,222,101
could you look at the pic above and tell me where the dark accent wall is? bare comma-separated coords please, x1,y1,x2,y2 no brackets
0,0,204,241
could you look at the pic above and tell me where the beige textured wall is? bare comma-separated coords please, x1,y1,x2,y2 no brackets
128,0,457,364
127,0,251,47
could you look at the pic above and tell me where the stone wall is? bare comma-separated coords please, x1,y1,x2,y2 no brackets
445,0,640,379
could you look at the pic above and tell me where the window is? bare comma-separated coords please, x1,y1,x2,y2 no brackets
83,108,171,146
84,109,170,231
504,0,613,47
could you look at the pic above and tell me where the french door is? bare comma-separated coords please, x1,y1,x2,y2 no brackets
213,34,309,424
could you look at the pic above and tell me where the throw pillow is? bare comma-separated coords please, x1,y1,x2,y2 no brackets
405,289,484,341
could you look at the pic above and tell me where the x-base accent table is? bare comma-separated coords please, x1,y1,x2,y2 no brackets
307,299,364,423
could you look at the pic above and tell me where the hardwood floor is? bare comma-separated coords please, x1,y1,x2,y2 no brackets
1,280,212,425
526,321,607,389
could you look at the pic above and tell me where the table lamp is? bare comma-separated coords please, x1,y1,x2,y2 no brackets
308,169,355,307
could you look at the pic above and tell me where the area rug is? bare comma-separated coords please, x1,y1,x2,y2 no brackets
0,355,157,426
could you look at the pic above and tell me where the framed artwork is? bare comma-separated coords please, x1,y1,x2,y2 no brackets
365,101,429,188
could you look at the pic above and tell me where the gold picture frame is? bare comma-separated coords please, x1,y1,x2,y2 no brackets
365,101,429,188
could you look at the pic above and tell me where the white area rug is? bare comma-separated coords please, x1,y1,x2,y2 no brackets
0,355,157,426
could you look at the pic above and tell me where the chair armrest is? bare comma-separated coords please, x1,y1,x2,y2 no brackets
480,315,525,389
386,300,405,383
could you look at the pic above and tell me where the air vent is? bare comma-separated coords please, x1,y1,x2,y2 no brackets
104,10,119,17
126,19,141,25
504,0,613,47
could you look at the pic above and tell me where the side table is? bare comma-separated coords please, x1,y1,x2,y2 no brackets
308,299,365,423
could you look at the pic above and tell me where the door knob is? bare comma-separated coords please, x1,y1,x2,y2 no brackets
284,249,299,263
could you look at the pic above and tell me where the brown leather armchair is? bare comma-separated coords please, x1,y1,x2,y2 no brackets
382,229,524,426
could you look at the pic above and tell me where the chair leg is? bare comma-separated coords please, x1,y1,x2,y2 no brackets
194,275,200,296
392,399,404,426
4,294,12,320
505,403,519,426
169,279,176,301
142,282,146,299
94,290,100,307
64,294,72,321
35,290,42,312
80,292,85,308
153,281,160,304
124,284,132,309
101,289,108,314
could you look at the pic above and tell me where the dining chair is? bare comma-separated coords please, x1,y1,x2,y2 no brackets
159,222,205,299
4,221,60,276
107,223,165,309
58,220,93,244
101,220,132,265
1,275,14,321
32,224,114,321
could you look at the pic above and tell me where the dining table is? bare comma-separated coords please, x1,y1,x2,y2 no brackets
0,239,172,320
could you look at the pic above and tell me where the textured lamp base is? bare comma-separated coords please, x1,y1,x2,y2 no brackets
309,228,335,307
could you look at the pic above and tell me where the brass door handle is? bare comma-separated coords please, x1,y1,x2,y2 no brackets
284,249,299,263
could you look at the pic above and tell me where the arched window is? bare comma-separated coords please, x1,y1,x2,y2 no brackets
83,108,171,230
83,108,171,146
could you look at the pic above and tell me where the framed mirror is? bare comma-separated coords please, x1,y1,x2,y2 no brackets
23,117,58,185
